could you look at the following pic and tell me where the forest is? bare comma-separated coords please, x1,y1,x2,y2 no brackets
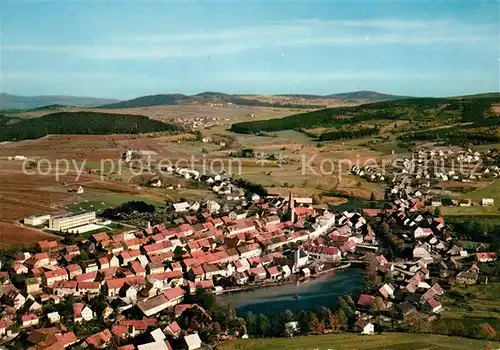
0,111,182,141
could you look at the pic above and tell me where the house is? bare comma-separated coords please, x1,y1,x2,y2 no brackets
248,266,267,281
12,262,28,275
422,298,443,314
173,202,191,213
39,240,58,252
476,252,497,263
86,329,113,348
47,311,61,324
237,244,262,259
66,264,83,279
414,227,433,239
138,288,185,316
481,198,495,206
78,282,101,297
354,319,374,335
357,294,375,309
21,313,39,327
73,303,94,323
413,244,432,259
0,272,10,285
266,266,282,280
456,270,478,285
3,290,26,310
119,283,138,304
53,280,78,297
184,333,202,350
164,321,182,338
378,284,395,299
43,268,68,286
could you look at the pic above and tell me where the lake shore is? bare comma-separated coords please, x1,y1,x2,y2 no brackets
217,267,364,315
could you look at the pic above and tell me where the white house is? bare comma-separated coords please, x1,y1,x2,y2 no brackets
481,198,495,206
74,304,94,323
47,311,61,324
173,202,191,213
184,333,202,350
354,319,374,335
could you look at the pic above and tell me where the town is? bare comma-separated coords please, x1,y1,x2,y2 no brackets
0,149,499,349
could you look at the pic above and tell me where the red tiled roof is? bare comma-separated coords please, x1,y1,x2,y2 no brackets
78,282,100,290
86,329,112,348
166,320,181,333
357,294,375,307
54,280,77,289
163,287,185,301
75,271,97,283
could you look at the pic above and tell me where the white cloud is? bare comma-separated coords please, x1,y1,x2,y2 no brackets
2,18,497,60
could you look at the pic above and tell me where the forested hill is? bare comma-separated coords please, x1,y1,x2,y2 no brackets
230,96,500,134
0,111,182,141
97,92,322,109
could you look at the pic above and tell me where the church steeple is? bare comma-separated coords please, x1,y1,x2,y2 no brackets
289,191,295,223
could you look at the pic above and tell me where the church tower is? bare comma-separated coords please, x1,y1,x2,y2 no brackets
289,191,295,223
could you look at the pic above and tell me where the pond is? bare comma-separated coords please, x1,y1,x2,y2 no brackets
217,268,364,316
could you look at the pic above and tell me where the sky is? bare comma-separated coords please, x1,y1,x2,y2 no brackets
1,1,499,99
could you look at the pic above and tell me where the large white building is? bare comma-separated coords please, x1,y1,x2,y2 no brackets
24,214,51,226
49,212,96,231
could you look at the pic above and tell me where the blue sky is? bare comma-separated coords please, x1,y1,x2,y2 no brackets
1,1,499,99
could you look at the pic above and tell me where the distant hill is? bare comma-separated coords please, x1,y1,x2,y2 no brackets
97,92,322,109
27,104,69,112
278,90,411,101
97,94,191,109
0,111,182,142
325,90,411,100
231,96,500,144
453,92,500,99
0,93,121,110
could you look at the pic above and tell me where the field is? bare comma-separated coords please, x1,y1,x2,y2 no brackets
441,283,500,335
0,222,59,249
7,100,500,237
0,102,388,227
460,179,500,205
220,333,492,350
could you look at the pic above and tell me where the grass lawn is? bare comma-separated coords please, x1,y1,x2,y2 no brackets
441,283,500,339
440,206,500,217
460,179,500,206
220,332,493,350
66,192,165,213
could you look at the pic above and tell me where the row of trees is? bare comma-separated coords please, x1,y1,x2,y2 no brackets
244,295,357,338
318,126,380,141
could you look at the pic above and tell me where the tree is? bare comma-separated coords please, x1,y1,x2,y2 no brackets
244,312,257,336
256,313,271,337
193,288,216,311
310,314,325,334
370,192,376,201
297,310,312,334
275,309,295,336
433,207,441,217
479,323,497,339
336,310,348,330
326,309,340,332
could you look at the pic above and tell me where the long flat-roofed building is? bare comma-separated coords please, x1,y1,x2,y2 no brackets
24,214,51,226
49,212,96,231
